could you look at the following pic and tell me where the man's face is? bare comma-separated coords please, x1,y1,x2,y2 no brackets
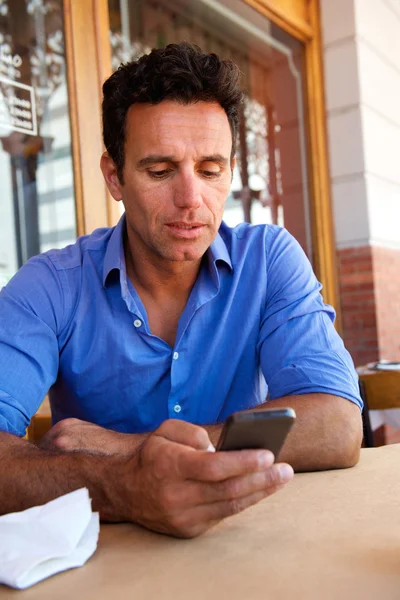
102,100,235,264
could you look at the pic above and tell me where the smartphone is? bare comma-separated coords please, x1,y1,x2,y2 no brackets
216,407,296,458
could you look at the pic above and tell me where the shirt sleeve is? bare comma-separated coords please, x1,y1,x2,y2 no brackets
258,227,362,410
0,255,64,436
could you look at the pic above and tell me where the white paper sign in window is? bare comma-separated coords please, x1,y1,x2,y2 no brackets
0,76,37,136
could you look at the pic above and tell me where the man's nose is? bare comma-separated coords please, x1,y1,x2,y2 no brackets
173,172,203,209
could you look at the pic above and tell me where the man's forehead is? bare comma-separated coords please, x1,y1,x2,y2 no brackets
127,100,229,132
125,100,232,155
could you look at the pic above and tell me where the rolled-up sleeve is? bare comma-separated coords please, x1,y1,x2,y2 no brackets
0,256,63,436
258,228,362,410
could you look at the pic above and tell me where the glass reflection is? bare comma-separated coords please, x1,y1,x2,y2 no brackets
0,0,76,288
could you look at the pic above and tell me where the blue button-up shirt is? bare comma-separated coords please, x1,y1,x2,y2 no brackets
0,217,362,436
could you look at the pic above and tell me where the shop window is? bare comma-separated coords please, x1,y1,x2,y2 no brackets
0,0,76,288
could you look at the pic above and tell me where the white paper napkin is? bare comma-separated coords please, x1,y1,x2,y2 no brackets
0,487,99,590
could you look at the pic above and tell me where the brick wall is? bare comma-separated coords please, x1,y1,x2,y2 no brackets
337,245,400,445
337,246,378,367
337,245,400,366
373,246,400,361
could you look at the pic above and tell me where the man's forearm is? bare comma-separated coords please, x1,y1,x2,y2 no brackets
0,431,131,520
204,394,362,472
267,393,362,471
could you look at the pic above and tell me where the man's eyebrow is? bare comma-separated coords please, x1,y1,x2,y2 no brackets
136,155,175,168
201,154,229,165
136,154,230,168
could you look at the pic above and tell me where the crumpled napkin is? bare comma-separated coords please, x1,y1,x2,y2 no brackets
0,488,99,589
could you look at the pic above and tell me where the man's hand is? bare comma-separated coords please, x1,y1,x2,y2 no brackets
122,419,294,538
39,418,294,537
39,418,146,457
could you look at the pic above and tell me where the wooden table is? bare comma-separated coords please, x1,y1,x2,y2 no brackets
3,445,400,599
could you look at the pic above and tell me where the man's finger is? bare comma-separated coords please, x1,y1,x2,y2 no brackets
192,463,293,504
170,485,288,537
179,448,275,481
198,486,285,524
154,419,212,451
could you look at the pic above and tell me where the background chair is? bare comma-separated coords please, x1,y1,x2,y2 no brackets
359,380,374,448
358,367,400,448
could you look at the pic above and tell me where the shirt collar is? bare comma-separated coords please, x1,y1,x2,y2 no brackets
209,228,233,271
103,214,126,286
103,214,233,287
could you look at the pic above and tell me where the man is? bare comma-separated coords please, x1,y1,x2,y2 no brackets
0,43,362,538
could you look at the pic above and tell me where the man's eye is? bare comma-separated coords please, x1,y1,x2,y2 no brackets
148,169,171,179
202,170,220,178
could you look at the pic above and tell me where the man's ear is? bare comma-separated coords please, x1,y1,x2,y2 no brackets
100,152,123,201
231,155,236,180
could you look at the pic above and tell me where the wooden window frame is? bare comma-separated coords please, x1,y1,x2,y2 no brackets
63,0,340,323
244,0,340,325
63,0,119,237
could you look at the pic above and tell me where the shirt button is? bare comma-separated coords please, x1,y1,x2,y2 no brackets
173,404,182,414
133,319,142,328
173,351,179,360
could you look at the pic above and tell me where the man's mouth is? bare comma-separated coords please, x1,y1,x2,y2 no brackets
167,222,204,228
165,222,205,238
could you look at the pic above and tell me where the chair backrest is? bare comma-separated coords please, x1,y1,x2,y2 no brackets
358,369,400,410
358,380,374,447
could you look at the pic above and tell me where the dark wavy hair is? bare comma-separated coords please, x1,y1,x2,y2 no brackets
102,42,244,183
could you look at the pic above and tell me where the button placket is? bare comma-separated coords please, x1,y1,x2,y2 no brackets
169,346,184,417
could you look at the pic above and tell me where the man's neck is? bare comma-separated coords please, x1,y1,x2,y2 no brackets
124,234,202,301
123,233,204,346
